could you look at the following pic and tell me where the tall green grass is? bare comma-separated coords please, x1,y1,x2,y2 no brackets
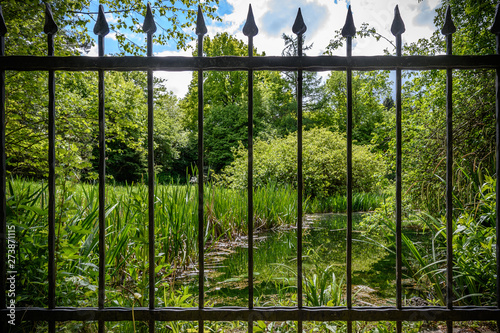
306,192,387,213
6,178,301,308
8,177,388,332
363,175,497,306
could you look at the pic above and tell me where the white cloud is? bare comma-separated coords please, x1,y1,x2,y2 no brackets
201,0,438,58
155,47,195,98
86,44,98,56
85,0,442,97
156,71,194,98
105,13,119,24
346,0,438,55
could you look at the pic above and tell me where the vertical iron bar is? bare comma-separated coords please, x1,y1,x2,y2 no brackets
242,8,257,330
98,34,106,333
197,33,204,333
390,11,405,333
346,36,353,309
147,32,155,333
44,8,59,333
297,33,303,333
346,35,353,333
247,35,254,333
92,7,108,330
47,31,56,333
0,15,6,331
390,7,405,329
395,32,403,320
445,32,454,333
495,27,500,333
194,7,206,331
495,33,500,333
489,6,500,331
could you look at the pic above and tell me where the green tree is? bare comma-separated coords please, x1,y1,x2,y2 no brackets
1,0,220,56
91,72,148,182
5,71,97,179
397,0,498,212
281,33,325,112
179,32,273,172
2,1,208,182
323,1,498,212
258,70,297,136
312,71,391,146
180,32,259,132
219,127,386,198
1,0,91,56
5,69,187,183
204,104,248,172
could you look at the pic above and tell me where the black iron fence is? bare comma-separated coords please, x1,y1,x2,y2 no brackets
1,2,500,333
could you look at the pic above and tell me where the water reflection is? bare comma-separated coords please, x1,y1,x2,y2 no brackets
198,213,395,306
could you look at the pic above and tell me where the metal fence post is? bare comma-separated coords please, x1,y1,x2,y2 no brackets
93,5,109,332
243,5,258,332
195,6,207,332
391,6,405,332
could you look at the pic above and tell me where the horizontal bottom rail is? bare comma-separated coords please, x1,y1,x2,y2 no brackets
2,306,499,322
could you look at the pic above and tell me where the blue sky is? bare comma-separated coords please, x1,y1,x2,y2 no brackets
86,0,441,97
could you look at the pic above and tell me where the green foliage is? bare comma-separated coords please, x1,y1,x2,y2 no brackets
306,192,387,213
363,175,497,306
219,128,386,198
314,71,392,146
151,85,189,178
5,71,51,178
180,32,279,172
95,72,148,182
2,0,92,56
393,0,497,213
257,71,298,137
180,32,259,132
204,104,250,172
7,178,300,309
1,0,221,56
96,0,221,54
5,70,186,183
280,34,325,113
303,258,345,306
3,0,215,184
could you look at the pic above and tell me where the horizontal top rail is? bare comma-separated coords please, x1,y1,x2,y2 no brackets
1,55,500,71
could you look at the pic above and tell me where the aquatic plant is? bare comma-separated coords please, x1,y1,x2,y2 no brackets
363,175,497,306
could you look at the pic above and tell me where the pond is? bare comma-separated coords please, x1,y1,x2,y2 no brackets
183,213,396,307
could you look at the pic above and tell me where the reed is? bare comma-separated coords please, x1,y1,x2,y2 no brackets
306,192,387,213
363,174,497,306
7,178,302,309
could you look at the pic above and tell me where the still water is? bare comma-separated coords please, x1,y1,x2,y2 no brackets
190,213,395,307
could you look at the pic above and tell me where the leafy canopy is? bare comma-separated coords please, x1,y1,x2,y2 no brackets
219,128,386,198
1,0,221,55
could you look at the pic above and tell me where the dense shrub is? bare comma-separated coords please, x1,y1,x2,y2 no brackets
218,128,386,197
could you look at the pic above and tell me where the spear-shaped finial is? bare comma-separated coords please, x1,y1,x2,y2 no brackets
143,2,157,34
292,8,307,35
490,2,500,35
0,5,7,37
44,3,58,35
196,5,207,36
243,4,258,37
391,5,405,36
441,6,456,35
93,4,109,36
341,5,356,37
